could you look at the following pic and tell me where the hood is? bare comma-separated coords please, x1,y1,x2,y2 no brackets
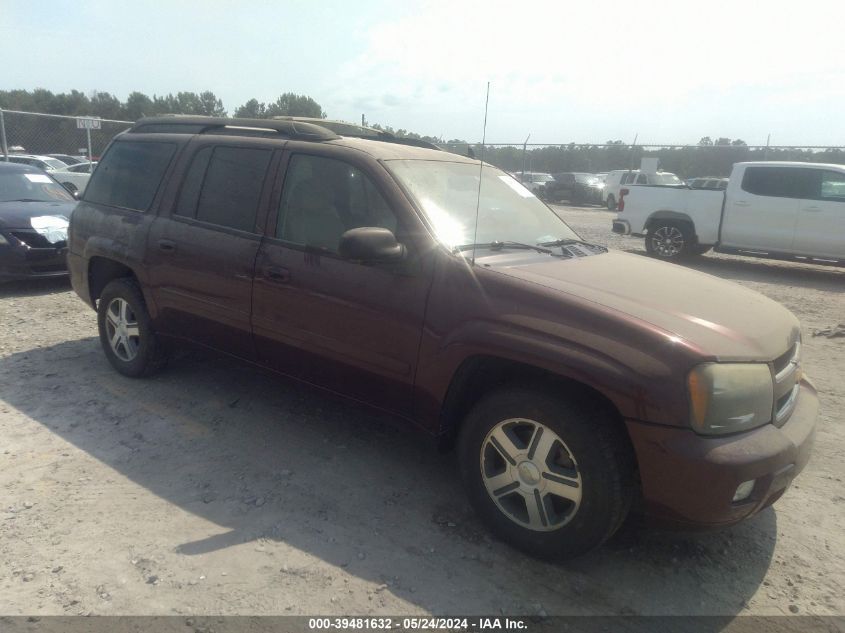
486,250,798,361
0,200,75,230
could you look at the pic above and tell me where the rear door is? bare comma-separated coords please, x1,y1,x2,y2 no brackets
793,168,845,259
251,148,433,416
720,166,810,251
146,139,277,357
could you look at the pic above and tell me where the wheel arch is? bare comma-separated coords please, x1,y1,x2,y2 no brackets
87,256,140,306
645,210,697,237
437,355,633,457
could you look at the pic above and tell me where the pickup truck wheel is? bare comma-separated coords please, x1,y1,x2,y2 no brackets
458,387,634,559
645,222,692,259
606,195,616,210
97,278,167,378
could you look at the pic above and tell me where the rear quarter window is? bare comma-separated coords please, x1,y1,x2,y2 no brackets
84,141,177,211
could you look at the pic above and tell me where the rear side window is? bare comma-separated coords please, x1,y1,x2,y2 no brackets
635,174,648,184
192,146,272,232
174,147,213,218
741,167,815,199
84,141,176,211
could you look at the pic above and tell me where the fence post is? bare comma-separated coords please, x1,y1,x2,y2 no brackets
86,126,93,170
0,108,8,161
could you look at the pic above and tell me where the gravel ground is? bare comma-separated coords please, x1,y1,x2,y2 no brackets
0,204,843,617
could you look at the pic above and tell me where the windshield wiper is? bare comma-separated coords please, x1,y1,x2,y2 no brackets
454,241,553,254
539,238,607,252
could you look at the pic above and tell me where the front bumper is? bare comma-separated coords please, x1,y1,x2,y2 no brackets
0,242,69,282
626,378,817,527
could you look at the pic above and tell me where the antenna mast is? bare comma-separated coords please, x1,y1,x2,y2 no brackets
471,82,491,266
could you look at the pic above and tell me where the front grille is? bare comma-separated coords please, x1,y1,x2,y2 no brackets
9,230,67,249
772,341,801,427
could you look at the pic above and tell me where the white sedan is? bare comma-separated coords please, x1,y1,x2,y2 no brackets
51,162,97,194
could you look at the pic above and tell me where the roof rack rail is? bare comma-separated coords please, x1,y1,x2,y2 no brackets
271,117,441,151
130,116,341,141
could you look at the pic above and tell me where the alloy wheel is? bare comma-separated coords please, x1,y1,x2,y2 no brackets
104,297,140,362
480,418,582,532
651,225,684,257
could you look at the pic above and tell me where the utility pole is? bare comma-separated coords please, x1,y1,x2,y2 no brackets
521,134,531,179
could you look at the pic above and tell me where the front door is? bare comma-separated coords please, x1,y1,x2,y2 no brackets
251,150,432,416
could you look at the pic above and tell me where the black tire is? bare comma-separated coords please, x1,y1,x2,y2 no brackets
458,386,634,560
644,221,694,260
97,278,167,378
606,195,616,210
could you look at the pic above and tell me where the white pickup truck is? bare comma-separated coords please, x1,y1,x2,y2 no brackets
612,161,845,265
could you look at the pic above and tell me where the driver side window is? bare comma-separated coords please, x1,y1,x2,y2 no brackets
276,154,397,253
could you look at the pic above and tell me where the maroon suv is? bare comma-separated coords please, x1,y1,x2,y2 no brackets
67,117,817,559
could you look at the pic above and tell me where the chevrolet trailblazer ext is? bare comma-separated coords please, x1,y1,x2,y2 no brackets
68,117,817,559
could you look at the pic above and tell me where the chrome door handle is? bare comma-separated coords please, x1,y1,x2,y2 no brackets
733,201,750,207
804,206,822,212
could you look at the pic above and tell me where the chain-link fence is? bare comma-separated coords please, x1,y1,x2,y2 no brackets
439,142,845,179
0,109,132,163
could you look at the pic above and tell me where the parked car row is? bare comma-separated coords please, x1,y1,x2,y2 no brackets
3,154,96,194
512,171,607,206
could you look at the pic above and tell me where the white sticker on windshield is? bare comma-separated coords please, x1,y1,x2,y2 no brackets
30,215,69,244
499,175,535,198
24,174,52,184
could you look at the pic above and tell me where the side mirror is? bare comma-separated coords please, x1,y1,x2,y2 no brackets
338,227,405,263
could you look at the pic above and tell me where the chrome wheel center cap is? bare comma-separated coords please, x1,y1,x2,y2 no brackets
517,461,541,486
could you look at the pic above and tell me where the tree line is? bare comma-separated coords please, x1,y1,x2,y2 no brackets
2,89,841,177
0,89,326,120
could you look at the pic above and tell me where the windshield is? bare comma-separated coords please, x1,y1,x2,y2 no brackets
0,171,74,202
653,173,682,185
386,160,579,248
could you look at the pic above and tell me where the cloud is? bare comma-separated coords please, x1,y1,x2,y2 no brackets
325,0,845,142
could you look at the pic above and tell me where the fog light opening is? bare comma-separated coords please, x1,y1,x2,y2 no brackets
732,480,756,503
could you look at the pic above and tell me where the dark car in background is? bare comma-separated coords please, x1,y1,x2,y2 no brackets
543,172,604,205
0,162,75,282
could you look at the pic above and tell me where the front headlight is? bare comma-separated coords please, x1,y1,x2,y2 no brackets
687,363,773,435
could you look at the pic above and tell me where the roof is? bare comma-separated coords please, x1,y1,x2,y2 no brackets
0,160,43,173
129,115,471,163
735,161,845,170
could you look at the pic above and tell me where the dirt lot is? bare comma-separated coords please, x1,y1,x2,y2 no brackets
1,204,843,618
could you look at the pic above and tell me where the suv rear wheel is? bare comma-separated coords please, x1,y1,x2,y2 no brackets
458,387,634,559
606,195,616,210
97,278,167,378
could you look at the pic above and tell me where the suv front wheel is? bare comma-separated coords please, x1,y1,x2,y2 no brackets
97,278,168,378
458,387,634,559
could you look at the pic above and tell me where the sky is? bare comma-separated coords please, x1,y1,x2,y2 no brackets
1,0,843,146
